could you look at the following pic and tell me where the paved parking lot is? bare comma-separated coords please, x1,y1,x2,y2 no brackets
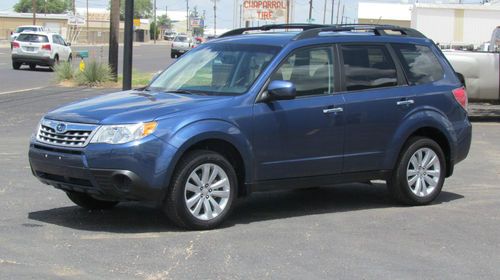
1,87,499,279
0,43,172,94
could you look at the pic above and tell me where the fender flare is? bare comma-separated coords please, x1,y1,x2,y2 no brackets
161,119,254,189
383,109,457,171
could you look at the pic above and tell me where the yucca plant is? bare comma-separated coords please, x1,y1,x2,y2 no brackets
76,61,113,87
53,62,75,82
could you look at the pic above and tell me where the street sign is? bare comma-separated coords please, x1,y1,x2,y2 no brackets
133,19,141,27
243,0,288,22
67,14,86,26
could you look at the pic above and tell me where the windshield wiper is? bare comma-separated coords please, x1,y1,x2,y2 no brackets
165,89,206,95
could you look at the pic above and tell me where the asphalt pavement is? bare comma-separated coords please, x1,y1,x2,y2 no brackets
0,43,173,94
0,87,499,279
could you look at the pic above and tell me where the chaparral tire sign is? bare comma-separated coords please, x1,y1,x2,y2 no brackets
243,0,288,21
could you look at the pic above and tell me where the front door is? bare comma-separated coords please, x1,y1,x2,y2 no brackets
253,46,345,181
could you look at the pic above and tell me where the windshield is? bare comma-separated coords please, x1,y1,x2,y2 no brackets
174,36,188,42
149,44,279,95
16,34,48,43
16,27,38,33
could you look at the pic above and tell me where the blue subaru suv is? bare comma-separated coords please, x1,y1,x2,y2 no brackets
29,24,471,229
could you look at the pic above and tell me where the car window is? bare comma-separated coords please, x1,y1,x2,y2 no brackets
270,47,334,97
149,44,279,95
16,34,49,43
341,45,398,91
15,27,37,33
392,44,444,85
175,36,187,42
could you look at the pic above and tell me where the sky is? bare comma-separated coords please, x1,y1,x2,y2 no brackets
0,0,487,31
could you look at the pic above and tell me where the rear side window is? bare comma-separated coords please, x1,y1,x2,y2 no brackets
16,34,48,43
341,45,398,91
392,44,444,85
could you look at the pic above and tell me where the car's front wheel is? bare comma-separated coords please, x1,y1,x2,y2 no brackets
66,192,119,210
164,150,237,230
387,137,446,205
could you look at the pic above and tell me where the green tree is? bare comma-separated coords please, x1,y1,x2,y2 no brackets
157,14,172,29
14,0,70,14
117,0,152,20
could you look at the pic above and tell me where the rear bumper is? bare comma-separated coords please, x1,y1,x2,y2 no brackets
28,137,176,202
12,54,53,66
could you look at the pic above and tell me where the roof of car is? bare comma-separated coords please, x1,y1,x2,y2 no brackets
211,24,429,47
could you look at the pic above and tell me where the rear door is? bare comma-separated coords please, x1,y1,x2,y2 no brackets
339,43,413,173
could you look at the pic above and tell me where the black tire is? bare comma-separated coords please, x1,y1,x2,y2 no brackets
387,137,446,205
12,61,21,70
170,51,176,59
68,54,72,63
50,55,59,71
164,150,237,230
29,63,36,70
66,192,119,210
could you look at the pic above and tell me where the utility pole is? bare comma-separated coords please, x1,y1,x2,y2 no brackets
340,4,345,24
336,0,341,24
330,0,334,24
32,0,36,25
239,4,243,27
214,0,217,36
286,0,290,24
153,0,157,43
72,0,76,14
109,0,119,80
123,0,134,90
186,0,189,34
323,0,327,24
308,0,313,23
86,0,89,43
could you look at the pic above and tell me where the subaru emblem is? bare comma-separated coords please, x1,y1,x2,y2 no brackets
55,123,67,133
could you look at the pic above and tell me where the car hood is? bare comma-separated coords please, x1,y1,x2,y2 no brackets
45,90,233,124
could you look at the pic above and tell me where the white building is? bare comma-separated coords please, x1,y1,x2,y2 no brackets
358,2,500,47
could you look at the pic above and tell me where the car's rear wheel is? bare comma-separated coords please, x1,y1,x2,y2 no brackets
164,150,237,230
66,192,119,210
29,63,36,70
387,137,446,205
170,51,176,58
50,55,59,71
12,61,21,70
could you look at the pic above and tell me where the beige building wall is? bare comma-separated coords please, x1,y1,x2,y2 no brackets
358,18,411,28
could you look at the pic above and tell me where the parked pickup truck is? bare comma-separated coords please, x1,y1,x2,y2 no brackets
443,27,500,101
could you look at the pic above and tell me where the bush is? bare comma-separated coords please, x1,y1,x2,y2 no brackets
75,61,113,86
53,62,75,82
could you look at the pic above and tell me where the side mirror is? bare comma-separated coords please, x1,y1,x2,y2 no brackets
456,72,466,87
66,42,71,46
262,80,296,102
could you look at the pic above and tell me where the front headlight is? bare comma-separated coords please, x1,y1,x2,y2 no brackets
90,121,157,144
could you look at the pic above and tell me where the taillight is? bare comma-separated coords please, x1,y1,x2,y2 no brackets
11,42,20,48
41,44,51,51
452,87,468,111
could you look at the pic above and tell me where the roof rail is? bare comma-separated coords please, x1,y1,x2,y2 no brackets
293,24,427,40
218,23,327,38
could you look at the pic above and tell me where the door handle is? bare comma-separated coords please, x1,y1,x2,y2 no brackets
323,107,343,114
396,99,415,106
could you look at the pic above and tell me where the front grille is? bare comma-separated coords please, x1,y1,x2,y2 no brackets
36,119,97,147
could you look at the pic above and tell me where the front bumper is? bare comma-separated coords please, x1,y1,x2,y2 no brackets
29,137,177,202
12,54,54,66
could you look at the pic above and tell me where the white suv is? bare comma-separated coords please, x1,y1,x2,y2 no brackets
11,25,47,41
170,35,194,58
11,32,72,70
